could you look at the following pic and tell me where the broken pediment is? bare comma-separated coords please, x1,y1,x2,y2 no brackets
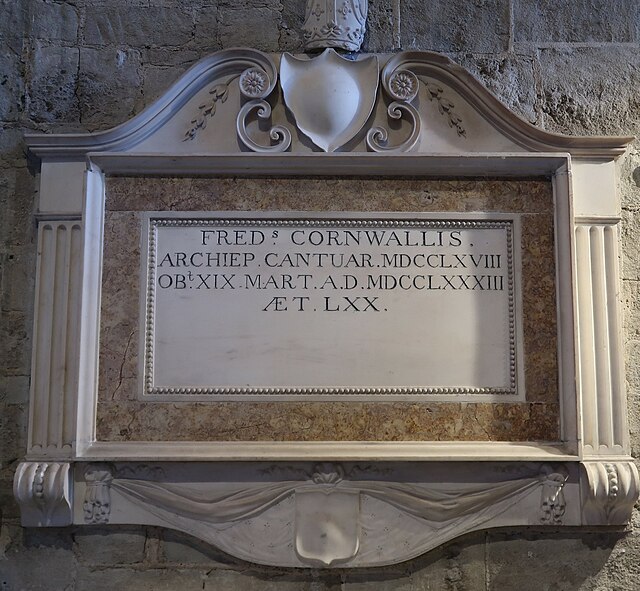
25,48,630,159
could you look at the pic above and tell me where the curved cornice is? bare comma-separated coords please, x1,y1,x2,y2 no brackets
25,49,633,160
25,48,279,157
383,52,633,158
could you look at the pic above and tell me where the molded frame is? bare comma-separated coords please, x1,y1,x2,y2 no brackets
77,152,575,461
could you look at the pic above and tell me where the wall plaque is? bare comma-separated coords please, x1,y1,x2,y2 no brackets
17,45,639,569
142,212,522,400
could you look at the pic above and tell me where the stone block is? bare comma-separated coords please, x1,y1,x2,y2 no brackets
561,525,640,591
623,279,640,339
452,54,538,124
627,340,640,394
192,5,222,53
0,167,37,249
162,530,236,566
1,311,31,375
279,0,305,52
629,405,640,459
78,47,142,129
218,7,281,52
203,569,337,590
0,403,27,464
84,6,194,47
0,545,77,590
74,566,209,591
596,545,640,590
361,0,396,53
0,0,27,54
344,532,486,590
342,574,415,591
75,527,146,565
27,43,80,124
0,521,23,558
620,145,640,212
400,0,509,53
83,0,150,5
29,0,79,42
0,478,20,520
218,0,282,7
0,126,26,166
0,162,12,211
538,47,640,136
23,527,75,551
144,48,200,68
514,0,638,44
0,375,30,405
622,211,640,281
0,248,35,315
485,531,617,590
0,51,24,123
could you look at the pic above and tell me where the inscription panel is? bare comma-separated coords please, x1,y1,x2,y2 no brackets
141,213,522,400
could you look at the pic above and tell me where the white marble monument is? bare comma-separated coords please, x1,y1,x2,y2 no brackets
13,1,639,568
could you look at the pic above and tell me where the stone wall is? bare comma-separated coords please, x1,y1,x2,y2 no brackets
1,1,639,589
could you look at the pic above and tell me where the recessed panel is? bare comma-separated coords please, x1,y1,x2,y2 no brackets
142,214,521,400
97,177,558,442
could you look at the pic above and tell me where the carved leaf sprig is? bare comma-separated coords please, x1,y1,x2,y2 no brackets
421,80,466,137
183,76,238,142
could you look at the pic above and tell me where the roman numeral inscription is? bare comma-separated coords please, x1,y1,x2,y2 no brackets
143,214,520,398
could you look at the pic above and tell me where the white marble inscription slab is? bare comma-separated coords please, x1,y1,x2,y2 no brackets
140,213,522,400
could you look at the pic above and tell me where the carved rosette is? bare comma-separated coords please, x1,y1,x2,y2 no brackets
581,461,639,525
303,0,368,52
237,61,292,152
387,70,419,102
13,462,72,527
239,68,269,98
367,65,420,152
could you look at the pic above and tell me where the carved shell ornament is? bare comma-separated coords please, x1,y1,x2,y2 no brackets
280,49,379,152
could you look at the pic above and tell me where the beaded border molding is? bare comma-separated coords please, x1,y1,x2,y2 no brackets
142,215,518,399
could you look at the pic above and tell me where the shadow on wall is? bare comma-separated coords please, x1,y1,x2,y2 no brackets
1,524,627,590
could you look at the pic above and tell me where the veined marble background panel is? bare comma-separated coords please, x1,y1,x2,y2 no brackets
96,177,558,442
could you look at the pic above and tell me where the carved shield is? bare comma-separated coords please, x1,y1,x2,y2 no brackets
280,49,379,152
294,488,360,566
